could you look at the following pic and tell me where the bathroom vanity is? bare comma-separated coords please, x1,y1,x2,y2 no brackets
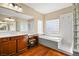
0,33,28,56
0,32,39,56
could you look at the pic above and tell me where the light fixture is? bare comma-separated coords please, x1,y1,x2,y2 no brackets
9,3,23,12
9,3,13,7
2,3,23,12
18,6,22,12
4,17,15,21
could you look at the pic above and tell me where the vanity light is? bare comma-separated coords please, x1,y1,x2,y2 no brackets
11,3,23,12
15,5,18,9
9,3,13,7
2,3,23,12
12,3,16,7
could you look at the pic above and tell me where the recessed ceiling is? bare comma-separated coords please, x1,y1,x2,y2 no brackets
25,3,72,14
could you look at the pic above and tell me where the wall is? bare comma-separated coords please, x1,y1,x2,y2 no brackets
42,15,46,33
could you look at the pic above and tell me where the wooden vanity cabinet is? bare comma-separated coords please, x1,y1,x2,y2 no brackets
0,35,28,56
17,36,28,53
0,38,9,56
0,40,1,55
0,37,16,56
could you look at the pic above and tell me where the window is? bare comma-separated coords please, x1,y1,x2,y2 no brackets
38,20,43,34
45,19,59,34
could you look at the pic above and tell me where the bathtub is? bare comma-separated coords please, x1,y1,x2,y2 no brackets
39,34,62,42
39,34,73,55
39,34,62,49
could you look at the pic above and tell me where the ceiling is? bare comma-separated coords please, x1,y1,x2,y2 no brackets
25,3,72,14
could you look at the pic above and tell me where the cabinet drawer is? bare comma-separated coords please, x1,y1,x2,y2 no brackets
0,38,9,42
10,36,19,40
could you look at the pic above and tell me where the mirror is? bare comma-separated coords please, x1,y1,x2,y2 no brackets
0,15,16,32
28,19,35,33
0,4,34,33
0,21,8,31
0,14,34,33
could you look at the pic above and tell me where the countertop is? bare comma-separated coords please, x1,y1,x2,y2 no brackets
0,31,39,38
0,31,28,38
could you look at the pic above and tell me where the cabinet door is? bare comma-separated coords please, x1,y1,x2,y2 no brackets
0,45,1,55
17,36,28,52
9,38,16,55
1,42,9,56
0,40,1,55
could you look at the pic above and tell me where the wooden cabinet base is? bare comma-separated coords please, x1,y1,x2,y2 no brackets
0,35,28,56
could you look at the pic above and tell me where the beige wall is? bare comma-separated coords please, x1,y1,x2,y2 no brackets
45,6,73,20
34,16,38,33
42,15,46,33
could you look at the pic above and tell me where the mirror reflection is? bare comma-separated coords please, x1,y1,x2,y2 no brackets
0,14,35,33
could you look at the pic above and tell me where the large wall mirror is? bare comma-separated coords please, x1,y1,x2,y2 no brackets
0,4,34,33
0,14,34,33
